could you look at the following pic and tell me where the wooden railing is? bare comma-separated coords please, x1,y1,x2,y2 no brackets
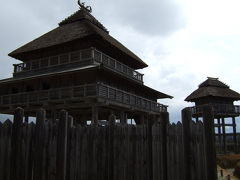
13,48,143,83
191,104,240,116
97,84,167,112
93,49,143,82
13,48,94,73
0,83,167,113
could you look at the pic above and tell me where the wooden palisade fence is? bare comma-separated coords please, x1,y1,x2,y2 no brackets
0,106,217,180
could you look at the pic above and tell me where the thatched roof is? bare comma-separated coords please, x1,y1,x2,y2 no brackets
185,77,240,102
143,85,173,99
9,8,147,69
59,8,109,33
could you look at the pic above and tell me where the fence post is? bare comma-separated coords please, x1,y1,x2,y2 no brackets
202,105,217,180
33,109,46,180
120,111,127,124
91,106,98,125
10,107,24,180
56,110,68,180
24,116,29,124
147,114,155,180
108,113,116,180
66,116,74,180
160,112,169,180
182,107,192,180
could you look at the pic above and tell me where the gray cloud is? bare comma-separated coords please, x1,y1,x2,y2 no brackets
0,0,186,78
0,1,76,78
93,0,186,36
0,0,187,123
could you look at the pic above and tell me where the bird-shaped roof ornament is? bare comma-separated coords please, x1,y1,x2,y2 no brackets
78,0,92,13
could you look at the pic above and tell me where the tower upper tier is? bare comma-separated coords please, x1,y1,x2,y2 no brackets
9,7,148,69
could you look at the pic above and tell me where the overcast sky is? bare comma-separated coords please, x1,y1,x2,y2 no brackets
1,0,240,125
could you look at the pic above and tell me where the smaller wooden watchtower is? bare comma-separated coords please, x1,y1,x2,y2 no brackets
185,77,240,153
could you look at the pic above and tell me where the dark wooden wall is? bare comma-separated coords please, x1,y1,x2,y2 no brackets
0,106,217,180
0,69,98,96
195,96,234,106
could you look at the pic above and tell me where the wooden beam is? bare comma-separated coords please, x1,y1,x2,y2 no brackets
222,118,227,153
215,123,236,127
232,117,238,153
217,118,222,150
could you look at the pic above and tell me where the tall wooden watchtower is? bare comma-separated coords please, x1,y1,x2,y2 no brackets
185,77,240,153
0,3,172,125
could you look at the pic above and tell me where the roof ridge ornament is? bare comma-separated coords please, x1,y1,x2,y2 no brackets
78,0,92,13
207,77,218,80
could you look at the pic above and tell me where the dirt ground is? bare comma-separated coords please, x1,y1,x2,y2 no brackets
218,165,239,180
217,154,240,180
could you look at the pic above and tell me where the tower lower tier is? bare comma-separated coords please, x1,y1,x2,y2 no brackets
0,83,167,117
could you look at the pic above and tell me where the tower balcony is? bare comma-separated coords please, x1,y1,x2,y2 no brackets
13,48,143,83
0,83,167,114
191,104,240,118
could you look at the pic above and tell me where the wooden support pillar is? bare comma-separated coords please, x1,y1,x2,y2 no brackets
24,116,29,124
222,118,227,153
232,117,238,153
147,114,154,180
182,108,193,180
72,115,78,125
68,116,74,128
56,110,68,180
33,109,46,180
196,116,199,123
91,106,98,125
202,105,217,180
120,111,127,124
13,64,17,73
151,114,157,124
140,114,145,124
51,109,57,122
108,113,116,180
66,116,73,180
217,118,222,151
10,108,24,180
74,114,86,126
160,112,169,180
109,112,116,125
133,114,145,124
